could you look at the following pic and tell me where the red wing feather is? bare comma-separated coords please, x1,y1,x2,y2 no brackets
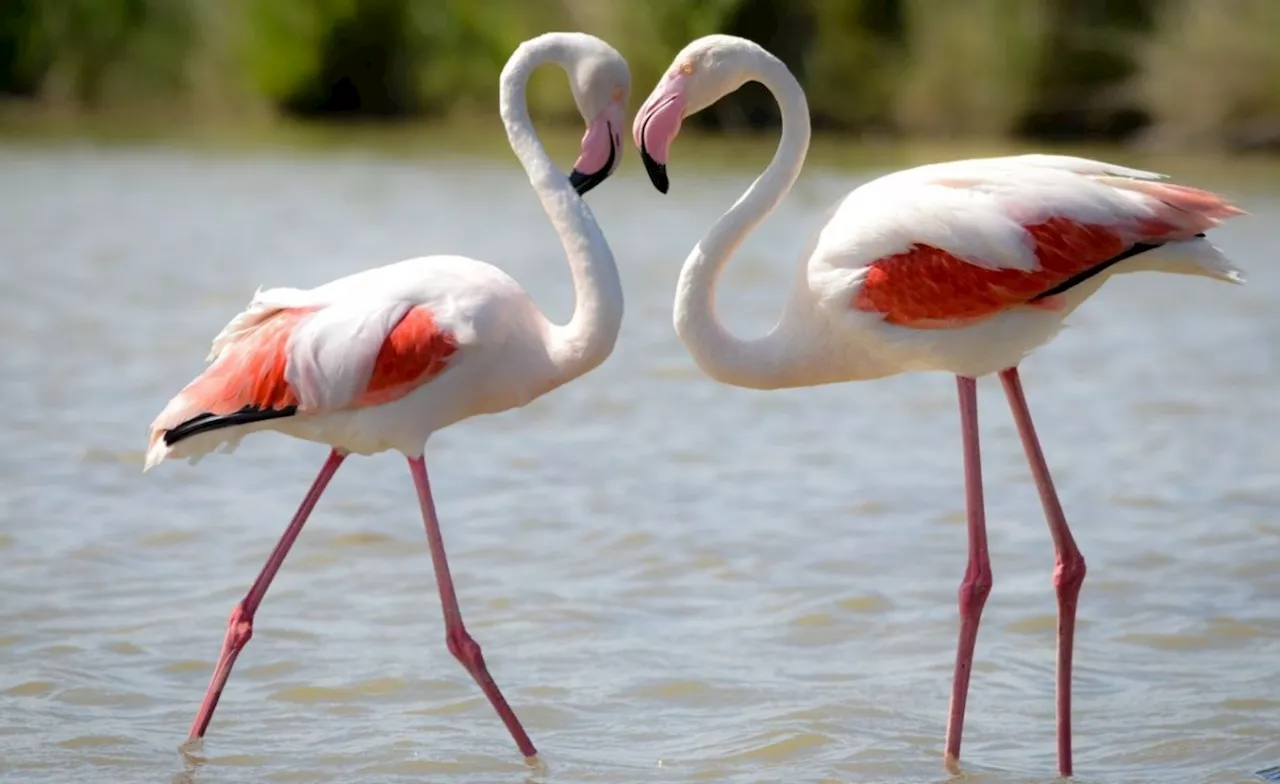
853,219,1128,327
354,306,459,407
151,305,459,450
852,179,1241,329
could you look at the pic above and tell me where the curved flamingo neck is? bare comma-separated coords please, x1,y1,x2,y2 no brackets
499,35,624,384
672,45,812,390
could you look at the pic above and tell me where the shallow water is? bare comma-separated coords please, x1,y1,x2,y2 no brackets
0,140,1278,784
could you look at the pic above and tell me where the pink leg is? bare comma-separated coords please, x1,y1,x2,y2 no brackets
944,376,993,770
999,366,1085,779
188,448,347,740
407,456,537,761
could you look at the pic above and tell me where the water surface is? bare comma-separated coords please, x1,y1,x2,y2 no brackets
0,140,1278,783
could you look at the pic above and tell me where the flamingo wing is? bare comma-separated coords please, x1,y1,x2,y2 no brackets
820,158,1244,328
147,297,460,466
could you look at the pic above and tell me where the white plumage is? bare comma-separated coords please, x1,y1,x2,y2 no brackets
146,255,557,467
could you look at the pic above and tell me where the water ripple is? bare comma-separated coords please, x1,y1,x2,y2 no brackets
0,146,1276,784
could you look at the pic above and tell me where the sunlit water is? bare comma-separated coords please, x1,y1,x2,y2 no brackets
1,141,1278,784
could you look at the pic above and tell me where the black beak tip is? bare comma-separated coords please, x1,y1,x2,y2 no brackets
569,169,600,197
640,151,669,195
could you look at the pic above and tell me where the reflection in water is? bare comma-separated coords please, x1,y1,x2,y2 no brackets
0,144,1278,783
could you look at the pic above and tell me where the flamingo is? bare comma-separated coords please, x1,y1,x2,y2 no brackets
144,32,631,762
633,34,1245,777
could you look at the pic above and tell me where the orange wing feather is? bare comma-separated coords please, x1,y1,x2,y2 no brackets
852,180,1242,329
151,305,459,450
185,309,309,416
353,306,459,407
853,218,1132,328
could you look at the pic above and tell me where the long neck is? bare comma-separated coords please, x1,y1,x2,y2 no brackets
499,36,624,383
673,50,812,390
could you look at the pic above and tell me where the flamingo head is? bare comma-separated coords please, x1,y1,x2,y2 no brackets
633,35,758,194
565,37,631,197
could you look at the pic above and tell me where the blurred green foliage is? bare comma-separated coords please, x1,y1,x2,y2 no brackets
0,0,1277,149
1141,0,1280,150
894,0,1047,139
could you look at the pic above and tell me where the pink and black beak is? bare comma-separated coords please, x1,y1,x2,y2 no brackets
633,73,688,195
569,99,626,197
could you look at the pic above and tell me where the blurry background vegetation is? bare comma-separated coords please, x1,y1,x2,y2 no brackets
1,0,1278,151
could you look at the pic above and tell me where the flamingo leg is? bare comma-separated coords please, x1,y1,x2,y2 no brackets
406,456,537,761
999,366,1085,779
944,376,993,770
188,447,347,741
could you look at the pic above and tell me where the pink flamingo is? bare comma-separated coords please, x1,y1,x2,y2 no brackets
145,32,631,762
633,34,1245,777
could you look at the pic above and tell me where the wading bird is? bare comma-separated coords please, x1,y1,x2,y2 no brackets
146,32,631,763
633,33,1244,777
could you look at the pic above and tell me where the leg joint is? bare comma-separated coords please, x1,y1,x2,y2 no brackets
446,628,486,671
225,602,254,649
1053,552,1087,593
959,568,994,610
